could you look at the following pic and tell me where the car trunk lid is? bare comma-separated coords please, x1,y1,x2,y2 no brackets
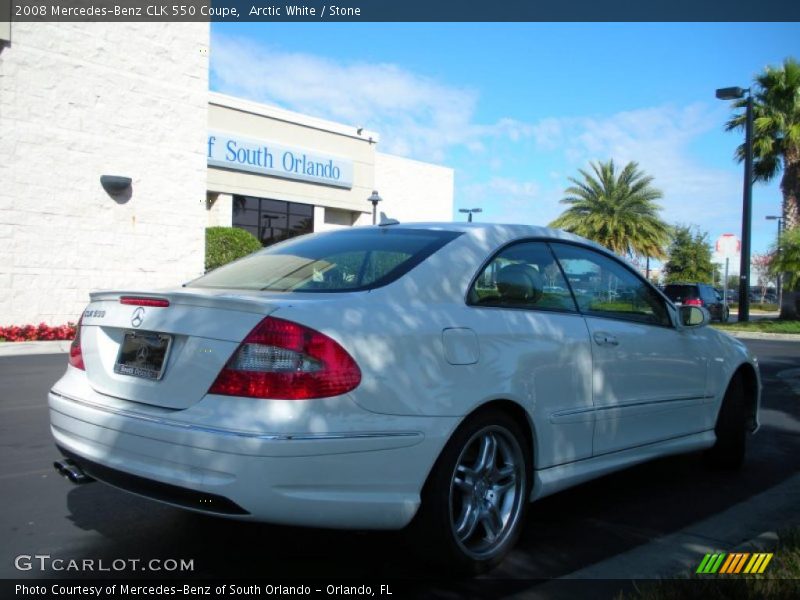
78,288,285,410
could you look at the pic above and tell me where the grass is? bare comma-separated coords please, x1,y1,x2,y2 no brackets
617,528,800,599
712,319,800,335
729,303,780,312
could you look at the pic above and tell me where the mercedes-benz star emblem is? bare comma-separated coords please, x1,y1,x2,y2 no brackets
136,345,150,364
131,307,145,328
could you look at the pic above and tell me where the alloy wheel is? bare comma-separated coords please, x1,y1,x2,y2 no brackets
448,425,526,560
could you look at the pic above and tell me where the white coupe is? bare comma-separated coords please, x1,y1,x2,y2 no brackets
49,222,760,573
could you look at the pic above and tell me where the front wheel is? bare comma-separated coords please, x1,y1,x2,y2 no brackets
411,410,531,574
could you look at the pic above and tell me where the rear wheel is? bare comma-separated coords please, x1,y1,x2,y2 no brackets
706,374,747,469
411,410,530,574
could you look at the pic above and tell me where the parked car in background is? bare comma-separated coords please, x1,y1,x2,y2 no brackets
49,223,759,574
663,283,730,322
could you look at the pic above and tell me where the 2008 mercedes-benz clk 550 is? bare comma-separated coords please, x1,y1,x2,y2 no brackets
49,222,761,573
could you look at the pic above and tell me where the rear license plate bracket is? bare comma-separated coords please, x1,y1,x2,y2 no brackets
113,331,172,381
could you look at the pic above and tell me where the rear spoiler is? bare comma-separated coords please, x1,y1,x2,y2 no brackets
88,289,278,315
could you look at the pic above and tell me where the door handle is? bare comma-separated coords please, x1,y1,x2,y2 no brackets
593,332,619,346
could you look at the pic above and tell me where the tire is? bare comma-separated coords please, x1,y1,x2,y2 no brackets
410,409,531,575
721,307,730,323
705,374,747,470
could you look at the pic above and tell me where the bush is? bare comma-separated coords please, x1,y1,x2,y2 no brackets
0,322,77,342
205,227,262,272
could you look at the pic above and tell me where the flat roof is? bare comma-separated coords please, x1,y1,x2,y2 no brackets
209,92,380,143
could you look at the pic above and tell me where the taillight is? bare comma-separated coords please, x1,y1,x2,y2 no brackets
209,317,361,400
69,316,85,370
120,296,170,307
684,298,703,306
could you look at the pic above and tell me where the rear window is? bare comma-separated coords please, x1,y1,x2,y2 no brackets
663,285,699,301
187,228,462,292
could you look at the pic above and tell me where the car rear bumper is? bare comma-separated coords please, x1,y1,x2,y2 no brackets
48,375,458,530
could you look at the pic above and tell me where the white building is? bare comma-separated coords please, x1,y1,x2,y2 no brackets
206,93,453,240
0,23,454,326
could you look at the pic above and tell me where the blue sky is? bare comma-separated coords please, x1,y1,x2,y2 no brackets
209,23,799,265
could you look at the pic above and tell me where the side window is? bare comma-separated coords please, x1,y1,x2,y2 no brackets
468,242,577,312
703,285,719,304
550,243,671,327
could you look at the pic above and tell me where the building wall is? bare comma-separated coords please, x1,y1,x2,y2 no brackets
368,153,455,225
208,94,377,215
0,23,209,325
206,96,455,233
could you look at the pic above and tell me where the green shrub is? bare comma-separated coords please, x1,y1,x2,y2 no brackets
205,227,262,272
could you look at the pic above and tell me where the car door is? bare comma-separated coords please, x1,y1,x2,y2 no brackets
467,241,595,467
550,243,710,456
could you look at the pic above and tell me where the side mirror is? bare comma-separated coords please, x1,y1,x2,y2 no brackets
680,305,710,328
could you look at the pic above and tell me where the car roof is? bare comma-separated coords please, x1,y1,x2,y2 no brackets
374,221,609,252
665,283,703,287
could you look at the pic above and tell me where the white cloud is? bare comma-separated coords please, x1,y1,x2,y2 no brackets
552,104,743,233
458,105,745,234
210,37,753,244
460,178,565,226
211,35,493,162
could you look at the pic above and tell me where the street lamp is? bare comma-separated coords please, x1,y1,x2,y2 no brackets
367,190,382,225
766,215,785,309
459,208,482,222
716,85,754,322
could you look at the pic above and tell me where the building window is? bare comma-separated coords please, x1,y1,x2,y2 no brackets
232,195,314,247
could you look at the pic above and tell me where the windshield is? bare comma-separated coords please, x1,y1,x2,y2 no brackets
663,285,699,301
187,228,462,292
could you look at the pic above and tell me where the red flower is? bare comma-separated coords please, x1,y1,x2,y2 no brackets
0,321,82,342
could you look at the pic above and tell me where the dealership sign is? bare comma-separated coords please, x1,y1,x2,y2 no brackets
207,131,353,189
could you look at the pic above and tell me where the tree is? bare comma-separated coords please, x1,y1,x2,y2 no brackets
770,226,800,318
771,227,800,289
751,253,774,302
549,159,671,259
663,225,715,284
725,57,800,230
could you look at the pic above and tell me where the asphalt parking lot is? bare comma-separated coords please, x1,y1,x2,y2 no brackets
1,339,798,589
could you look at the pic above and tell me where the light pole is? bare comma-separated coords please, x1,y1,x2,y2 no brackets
367,190,382,225
260,213,280,245
716,86,754,322
459,208,482,222
766,215,785,309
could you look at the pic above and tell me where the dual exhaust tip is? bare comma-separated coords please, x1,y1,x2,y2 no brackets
53,458,94,484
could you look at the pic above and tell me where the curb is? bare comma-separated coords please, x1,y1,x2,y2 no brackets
721,331,800,341
0,332,795,359
556,471,800,580
0,340,71,356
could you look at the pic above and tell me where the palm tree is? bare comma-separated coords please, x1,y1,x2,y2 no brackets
549,159,671,259
725,57,800,230
770,227,800,318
